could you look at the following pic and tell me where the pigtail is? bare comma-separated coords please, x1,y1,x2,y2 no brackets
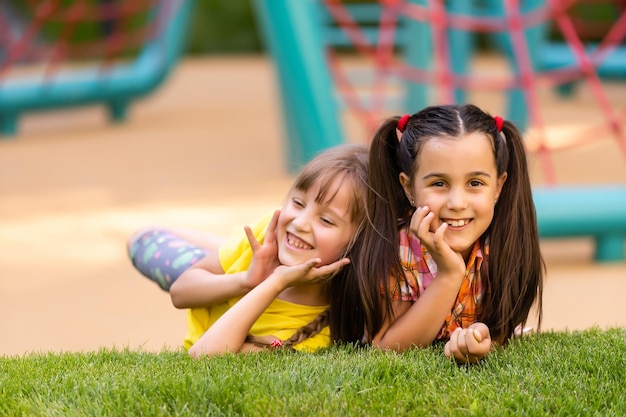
481,119,545,343
283,309,330,347
244,310,330,350
358,116,407,342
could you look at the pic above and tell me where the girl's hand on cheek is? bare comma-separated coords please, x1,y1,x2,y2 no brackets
413,206,464,276
245,210,281,289
273,257,350,288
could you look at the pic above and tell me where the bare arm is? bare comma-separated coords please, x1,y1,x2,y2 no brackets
188,257,348,357
170,211,282,309
372,271,464,350
169,253,252,308
372,206,466,351
187,267,289,357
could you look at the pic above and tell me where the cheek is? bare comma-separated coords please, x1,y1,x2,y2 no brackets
275,214,289,240
416,193,441,210
318,229,354,262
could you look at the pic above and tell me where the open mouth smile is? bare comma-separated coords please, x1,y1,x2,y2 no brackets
286,232,313,250
443,219,472,228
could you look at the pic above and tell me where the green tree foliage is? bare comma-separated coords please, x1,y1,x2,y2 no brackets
8,0,263,56
186,0,262,55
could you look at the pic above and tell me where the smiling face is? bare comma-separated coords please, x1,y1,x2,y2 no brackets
276,176,358,267
400,131,507,260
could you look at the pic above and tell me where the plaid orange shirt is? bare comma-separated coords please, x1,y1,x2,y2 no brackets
387,227,486,340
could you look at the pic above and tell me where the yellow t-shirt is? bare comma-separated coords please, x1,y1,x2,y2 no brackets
183,214,331,352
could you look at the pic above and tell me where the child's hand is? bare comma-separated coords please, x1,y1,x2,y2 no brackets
272,257,350,288
244,211,282,289
410,206,465,277
444,322,492,364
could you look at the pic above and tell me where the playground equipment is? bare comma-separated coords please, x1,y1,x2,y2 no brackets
0,0,195,136
536,0,626,94
254,0,626,261
534,185,626,262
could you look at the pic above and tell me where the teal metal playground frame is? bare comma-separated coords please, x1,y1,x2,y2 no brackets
253,0,626,262
253,0,625,165
0,0,195,136
252,0,549,168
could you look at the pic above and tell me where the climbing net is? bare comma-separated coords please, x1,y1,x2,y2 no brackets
322,0,626,183
0,0,175,78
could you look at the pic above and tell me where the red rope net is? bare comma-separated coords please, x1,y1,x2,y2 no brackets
0,0,171,78
322,0,626,183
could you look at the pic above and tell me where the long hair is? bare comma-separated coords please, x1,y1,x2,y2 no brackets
289,144,369,345
357,104,544,344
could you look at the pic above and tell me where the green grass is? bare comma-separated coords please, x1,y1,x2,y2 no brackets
1,328,624,416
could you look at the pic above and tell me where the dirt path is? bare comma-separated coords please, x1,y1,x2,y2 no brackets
1,56,624,356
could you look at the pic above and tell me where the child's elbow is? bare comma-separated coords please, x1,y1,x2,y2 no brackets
187,345,204,359
169,282,188,309
188,343,226,358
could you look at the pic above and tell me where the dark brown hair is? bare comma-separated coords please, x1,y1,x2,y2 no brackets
260,144,369,347
356,104,544,344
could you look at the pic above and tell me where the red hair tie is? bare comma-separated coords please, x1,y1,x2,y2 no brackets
397,114,410,132
270,339,283,348
494,116,504,132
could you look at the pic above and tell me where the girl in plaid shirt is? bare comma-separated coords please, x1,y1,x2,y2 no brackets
354,104,544,364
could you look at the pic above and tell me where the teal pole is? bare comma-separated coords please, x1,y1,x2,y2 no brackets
253,0,344,172
403,0,430,113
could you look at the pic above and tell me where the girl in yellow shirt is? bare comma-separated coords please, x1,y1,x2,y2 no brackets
129,144,368,356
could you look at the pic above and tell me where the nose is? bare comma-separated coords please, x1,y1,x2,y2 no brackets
446,187,468,210
291,208,313,231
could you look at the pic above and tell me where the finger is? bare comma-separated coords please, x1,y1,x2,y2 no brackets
466,324,492,359
469,322,490,343
284,258,321,277
465,329,489,359
409,206,428,235
326,257,351,270
465,328,481,352
447,328,461,359
456,328,469,356
432,222,449,249
471,327,483,343
244,225,260,252
310,258,350,280
298,258,322,276
265,210,280,245
452,330,471,363
416,210,435,242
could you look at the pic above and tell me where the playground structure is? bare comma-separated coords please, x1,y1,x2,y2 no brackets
0,1,624,261
253,0,626,261
0,0,194,136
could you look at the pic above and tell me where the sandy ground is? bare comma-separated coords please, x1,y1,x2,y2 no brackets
1,56,625,357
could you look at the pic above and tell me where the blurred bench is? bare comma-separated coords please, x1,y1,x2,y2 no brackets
534,185,626,262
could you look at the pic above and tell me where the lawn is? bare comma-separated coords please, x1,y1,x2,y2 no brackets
1,327,624,416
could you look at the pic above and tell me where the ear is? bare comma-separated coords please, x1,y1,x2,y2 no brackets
495,172,508,203
399,173,414,205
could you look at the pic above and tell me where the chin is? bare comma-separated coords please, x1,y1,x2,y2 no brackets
448,239,475,255
278,251,308,267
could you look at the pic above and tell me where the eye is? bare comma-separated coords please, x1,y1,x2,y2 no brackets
320,217,336,227
291,197,305,208
430,180,446,188
469,179,484,187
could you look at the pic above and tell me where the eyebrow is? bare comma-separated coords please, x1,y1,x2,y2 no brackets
321,202,351,224
296,188,351,223
422,171,492,180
